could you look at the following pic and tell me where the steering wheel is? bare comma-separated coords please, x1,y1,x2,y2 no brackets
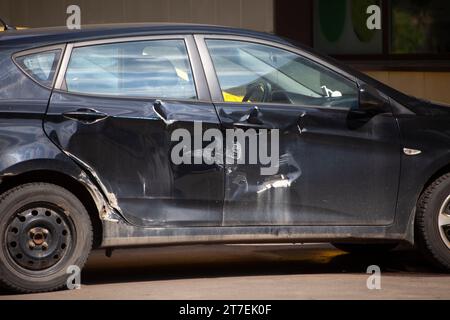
242,81,272,103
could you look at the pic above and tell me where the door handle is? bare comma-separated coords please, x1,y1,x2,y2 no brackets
243,106,264,125
62,108,108,124
233,106,272,129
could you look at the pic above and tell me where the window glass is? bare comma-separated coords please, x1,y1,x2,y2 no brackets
206,39,358,109
391,0,450,54
15,50,61,87
65,40,197,99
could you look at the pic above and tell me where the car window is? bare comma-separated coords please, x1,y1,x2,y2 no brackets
15,50,61,87
206,39,358,109
64,39,197,99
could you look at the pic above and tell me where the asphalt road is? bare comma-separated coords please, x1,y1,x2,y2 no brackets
1,244,449,300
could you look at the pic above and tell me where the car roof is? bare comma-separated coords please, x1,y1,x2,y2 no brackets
0,22,415,107
0,23,290,47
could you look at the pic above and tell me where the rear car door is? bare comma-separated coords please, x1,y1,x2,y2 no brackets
196,35,401,226
44,35,224,227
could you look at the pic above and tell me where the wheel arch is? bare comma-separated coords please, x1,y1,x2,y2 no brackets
0,163,104,248
406,162,450,245
420,163,450,202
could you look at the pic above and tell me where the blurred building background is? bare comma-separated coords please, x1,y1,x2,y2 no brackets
1,0,449,103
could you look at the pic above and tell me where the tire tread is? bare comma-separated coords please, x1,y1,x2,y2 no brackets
416,173,450,271
0,183,93,293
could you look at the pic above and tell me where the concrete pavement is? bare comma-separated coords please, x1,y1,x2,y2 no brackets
1,244,449,299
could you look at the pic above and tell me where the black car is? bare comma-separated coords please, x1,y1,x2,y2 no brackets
0,23,449,293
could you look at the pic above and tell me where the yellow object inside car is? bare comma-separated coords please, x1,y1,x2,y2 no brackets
222,91,244,102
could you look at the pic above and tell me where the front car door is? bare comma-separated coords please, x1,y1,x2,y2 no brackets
45,35,224,227
195,35,401,226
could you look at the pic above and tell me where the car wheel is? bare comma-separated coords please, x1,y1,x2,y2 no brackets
416,174,450,271
0,183,93,293
332,243,398,254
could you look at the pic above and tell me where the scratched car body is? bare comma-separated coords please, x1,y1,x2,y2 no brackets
0,24,449,293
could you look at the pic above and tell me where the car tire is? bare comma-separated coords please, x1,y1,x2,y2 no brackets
416,174,450,271
332,243,398,254
0,183,93,293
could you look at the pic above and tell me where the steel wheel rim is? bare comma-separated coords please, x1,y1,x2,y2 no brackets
5,204,73,271
438,195,450,250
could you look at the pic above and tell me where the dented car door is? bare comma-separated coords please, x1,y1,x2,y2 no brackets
44,36,224,227
198,36,401,226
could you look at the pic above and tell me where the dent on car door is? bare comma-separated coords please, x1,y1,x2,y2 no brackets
196,36,401,226
44,36,224,227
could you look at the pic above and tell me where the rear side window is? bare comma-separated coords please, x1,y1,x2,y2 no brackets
15,50,61,87
64,39,197,100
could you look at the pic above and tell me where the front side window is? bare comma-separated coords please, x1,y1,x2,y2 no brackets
15,50,61,87
64,39,197,99
206,39,358,109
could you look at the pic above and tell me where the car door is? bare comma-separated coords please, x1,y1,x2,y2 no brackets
195,35,401,226
44,35,224,227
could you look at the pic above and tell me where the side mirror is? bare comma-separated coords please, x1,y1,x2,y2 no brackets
347,83,390,129
358,82,390,115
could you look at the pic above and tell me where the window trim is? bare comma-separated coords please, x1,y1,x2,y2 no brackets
54,35,211,102
12,44,66,89
210,99,357,113
194,34,359,106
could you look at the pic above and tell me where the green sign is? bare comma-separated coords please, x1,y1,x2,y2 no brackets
319,0,346,43
351,0,379,42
